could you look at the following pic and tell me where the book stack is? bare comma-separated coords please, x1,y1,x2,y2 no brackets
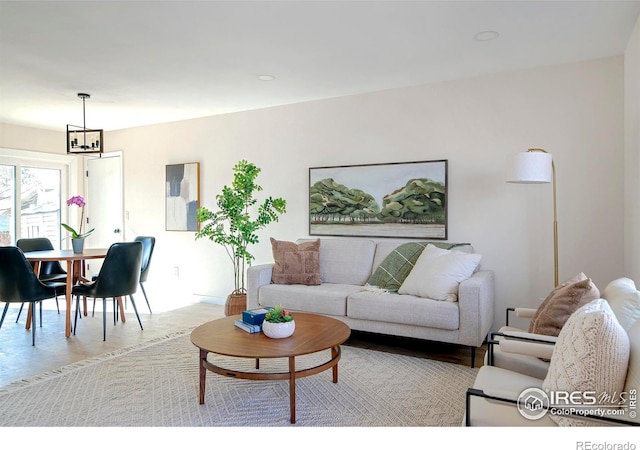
234,307,274,333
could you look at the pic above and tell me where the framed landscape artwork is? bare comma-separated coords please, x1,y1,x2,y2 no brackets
309,160,448,239
166,162,200,231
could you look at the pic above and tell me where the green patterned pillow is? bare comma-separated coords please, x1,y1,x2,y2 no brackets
366,242,429,292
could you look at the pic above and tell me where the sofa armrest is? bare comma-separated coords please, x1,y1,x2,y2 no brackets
247,263,273,310
458,270,495,347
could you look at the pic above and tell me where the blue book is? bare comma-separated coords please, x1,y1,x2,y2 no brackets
242,307,274,325
234,320,262,333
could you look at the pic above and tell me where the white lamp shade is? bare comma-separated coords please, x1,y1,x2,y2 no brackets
507,151,552,184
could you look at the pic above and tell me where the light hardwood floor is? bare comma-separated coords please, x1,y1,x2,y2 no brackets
0,299,226,388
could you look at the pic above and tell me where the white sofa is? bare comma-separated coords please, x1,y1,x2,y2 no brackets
247,237,495,366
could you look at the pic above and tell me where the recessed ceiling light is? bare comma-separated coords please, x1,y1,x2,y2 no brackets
474,31,500,42
257,74,275,81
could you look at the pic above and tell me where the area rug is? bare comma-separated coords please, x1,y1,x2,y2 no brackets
0,329,478,427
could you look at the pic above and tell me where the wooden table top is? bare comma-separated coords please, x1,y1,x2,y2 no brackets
24,248,109,261
191,312,351,359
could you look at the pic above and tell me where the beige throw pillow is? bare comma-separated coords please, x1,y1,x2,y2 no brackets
270,238,321,285
398,244,482,301
602,277,640,331
542,299,630,426
528,273,600,336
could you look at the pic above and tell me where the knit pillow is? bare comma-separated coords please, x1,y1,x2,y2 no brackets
366,242,428,292
602,277,640,331
270,238,321,285
542,298,630,426
528,273,600,336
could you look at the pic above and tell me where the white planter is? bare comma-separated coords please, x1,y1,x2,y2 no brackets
262,320,295,339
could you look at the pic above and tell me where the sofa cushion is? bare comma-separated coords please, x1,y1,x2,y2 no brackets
528,273,600,336
602,277,640,331
270,238,321,285
347,290,460,330
298,238,376,285
366,241,428,292
398,244,482,301
257,283,362,316
542,298,630,426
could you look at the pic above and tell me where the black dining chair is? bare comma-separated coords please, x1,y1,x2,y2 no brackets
134,236,155,314
72,241,143,341
0,247,65,346
16,237,65,317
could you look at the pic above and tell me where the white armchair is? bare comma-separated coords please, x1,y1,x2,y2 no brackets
466,299,639,427
487,277,640,380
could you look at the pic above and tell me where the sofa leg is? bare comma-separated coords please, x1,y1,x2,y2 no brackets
470,346,476,368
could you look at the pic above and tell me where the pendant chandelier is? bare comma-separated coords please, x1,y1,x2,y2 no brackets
66,93,103,155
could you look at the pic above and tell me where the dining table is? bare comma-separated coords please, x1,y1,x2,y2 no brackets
24,248,112,337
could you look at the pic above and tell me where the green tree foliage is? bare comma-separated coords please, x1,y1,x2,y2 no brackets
195,160,286,293
309,178,379,223
310,177,445,225
379,178,445,223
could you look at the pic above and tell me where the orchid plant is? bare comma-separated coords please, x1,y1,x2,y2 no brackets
61,195,95,239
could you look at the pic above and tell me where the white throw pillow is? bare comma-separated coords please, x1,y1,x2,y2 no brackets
542,298,630,426
398,244,482,301
602,277,640,331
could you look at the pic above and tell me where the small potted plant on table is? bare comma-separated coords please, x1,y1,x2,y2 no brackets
262,306,295,338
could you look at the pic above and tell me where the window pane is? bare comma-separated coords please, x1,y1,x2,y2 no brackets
20,167,61,248
0,165,15,245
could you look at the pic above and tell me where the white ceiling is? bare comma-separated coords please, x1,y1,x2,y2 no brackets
1,1,639,132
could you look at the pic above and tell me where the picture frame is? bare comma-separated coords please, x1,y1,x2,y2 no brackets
309,160,448,239
166,162,200,231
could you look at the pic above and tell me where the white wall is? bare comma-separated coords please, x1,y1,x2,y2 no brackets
1,55,627,331
100,56,624,330
625,15,640,282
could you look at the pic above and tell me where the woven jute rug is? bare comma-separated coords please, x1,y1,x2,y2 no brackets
0,329,478,427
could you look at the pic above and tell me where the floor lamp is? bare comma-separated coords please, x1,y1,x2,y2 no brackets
507,148,559,288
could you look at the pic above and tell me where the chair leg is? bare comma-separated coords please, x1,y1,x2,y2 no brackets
102,298,107,341
0,303,10,329
73,295,81,335
129,294,144,331
15,302,25,323
55,297,60,314
140,283,152,314
31,302,36,346
39,301,43,327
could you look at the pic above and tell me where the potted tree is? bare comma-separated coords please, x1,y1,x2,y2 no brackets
195,160,286,316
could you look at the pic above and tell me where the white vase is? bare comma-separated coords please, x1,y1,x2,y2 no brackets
262,320,295,338
71,238,85,253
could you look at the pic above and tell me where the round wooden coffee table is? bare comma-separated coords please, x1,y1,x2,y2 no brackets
190,312,351,424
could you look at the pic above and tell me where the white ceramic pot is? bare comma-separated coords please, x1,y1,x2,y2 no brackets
262,320,295,339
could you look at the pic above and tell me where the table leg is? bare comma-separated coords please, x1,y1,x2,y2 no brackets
332,346,339,383
65,261,73,337
289,356,296,424
199,349,207,404
25,261,41,331
117,297,126,323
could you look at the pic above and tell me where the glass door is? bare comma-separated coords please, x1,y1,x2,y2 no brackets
0,165,16,245
0,150,70,248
